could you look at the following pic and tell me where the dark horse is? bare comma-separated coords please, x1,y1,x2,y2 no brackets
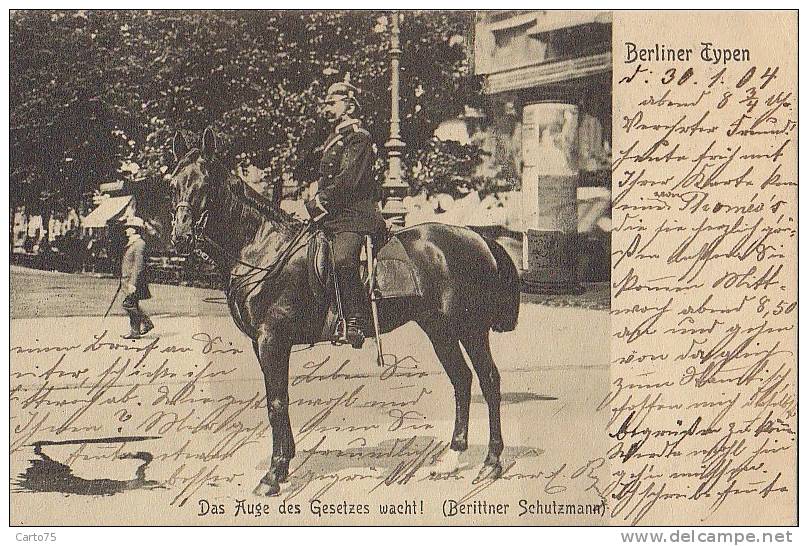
168,129,520,496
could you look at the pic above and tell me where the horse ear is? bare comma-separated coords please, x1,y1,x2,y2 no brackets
202,127,217,157
172,131,189,162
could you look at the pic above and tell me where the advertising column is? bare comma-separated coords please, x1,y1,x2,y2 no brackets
521,102,580,293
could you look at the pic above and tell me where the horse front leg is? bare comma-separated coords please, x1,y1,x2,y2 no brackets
421,329,472,474
252,333,294,497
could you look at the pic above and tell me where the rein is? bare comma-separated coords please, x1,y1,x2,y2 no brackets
175,198,311,274
174,200,314,320
196,220,312,275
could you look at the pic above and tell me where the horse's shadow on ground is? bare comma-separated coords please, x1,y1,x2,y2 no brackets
472,391,557,404
14,443,164,496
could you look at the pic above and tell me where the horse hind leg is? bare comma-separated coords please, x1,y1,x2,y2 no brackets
423,329,472,473
460,331,504,480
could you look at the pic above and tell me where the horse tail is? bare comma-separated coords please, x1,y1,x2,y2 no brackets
484,237,520,332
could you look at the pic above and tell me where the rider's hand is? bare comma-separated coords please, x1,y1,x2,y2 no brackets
305,195,328,223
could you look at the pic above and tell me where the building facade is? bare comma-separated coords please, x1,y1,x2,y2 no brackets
474,10,612,291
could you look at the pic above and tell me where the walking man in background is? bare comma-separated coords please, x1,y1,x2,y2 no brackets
120,214,155,339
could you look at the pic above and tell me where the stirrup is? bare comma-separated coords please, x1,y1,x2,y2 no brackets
331,319,365,349
330,319,348,345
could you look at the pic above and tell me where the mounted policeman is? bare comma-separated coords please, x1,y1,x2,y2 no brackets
305,80,387,349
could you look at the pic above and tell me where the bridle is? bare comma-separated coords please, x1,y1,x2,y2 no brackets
172,200,210,255
169,157,314,338
171,197,312,275
171,193,313,332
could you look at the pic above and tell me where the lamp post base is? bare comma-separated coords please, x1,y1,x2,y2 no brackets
381,200,407,228
381,162,408,227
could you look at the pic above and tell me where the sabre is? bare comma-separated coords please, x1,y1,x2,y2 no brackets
366,236,385,367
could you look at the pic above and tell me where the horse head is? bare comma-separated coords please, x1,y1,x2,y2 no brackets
168,127,217,253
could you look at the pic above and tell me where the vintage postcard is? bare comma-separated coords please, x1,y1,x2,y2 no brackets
7,9,797,528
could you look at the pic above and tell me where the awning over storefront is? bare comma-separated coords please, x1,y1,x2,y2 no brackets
81,196,132,228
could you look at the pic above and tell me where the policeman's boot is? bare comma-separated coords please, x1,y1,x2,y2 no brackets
345,317,367,349
336,266,367,349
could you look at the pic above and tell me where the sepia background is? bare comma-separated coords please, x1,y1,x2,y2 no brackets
14,8,796,528
9,9,614,526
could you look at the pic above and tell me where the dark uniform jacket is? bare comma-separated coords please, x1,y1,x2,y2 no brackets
306,119,386,235
121,235,151,300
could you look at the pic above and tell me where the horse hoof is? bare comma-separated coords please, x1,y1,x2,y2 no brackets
431,449,461,475
253,480,280,497
475,462,503,482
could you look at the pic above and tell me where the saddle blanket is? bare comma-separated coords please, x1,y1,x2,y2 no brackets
307,231,423,300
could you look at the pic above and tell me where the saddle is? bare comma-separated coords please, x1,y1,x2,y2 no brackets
306,231,423,304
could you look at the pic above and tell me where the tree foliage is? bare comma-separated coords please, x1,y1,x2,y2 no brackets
10,10,483,213
408,138,483,197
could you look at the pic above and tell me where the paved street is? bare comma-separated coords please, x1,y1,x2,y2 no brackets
10,267,610,525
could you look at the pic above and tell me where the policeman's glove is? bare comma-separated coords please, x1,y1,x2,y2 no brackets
305,195,329,223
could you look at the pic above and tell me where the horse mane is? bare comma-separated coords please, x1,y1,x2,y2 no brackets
233,171,299,227
192,149,302,238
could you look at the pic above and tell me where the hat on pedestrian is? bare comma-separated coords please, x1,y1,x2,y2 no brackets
121,214,145,230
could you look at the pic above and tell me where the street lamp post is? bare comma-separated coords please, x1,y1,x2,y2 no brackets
381,11,408,227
